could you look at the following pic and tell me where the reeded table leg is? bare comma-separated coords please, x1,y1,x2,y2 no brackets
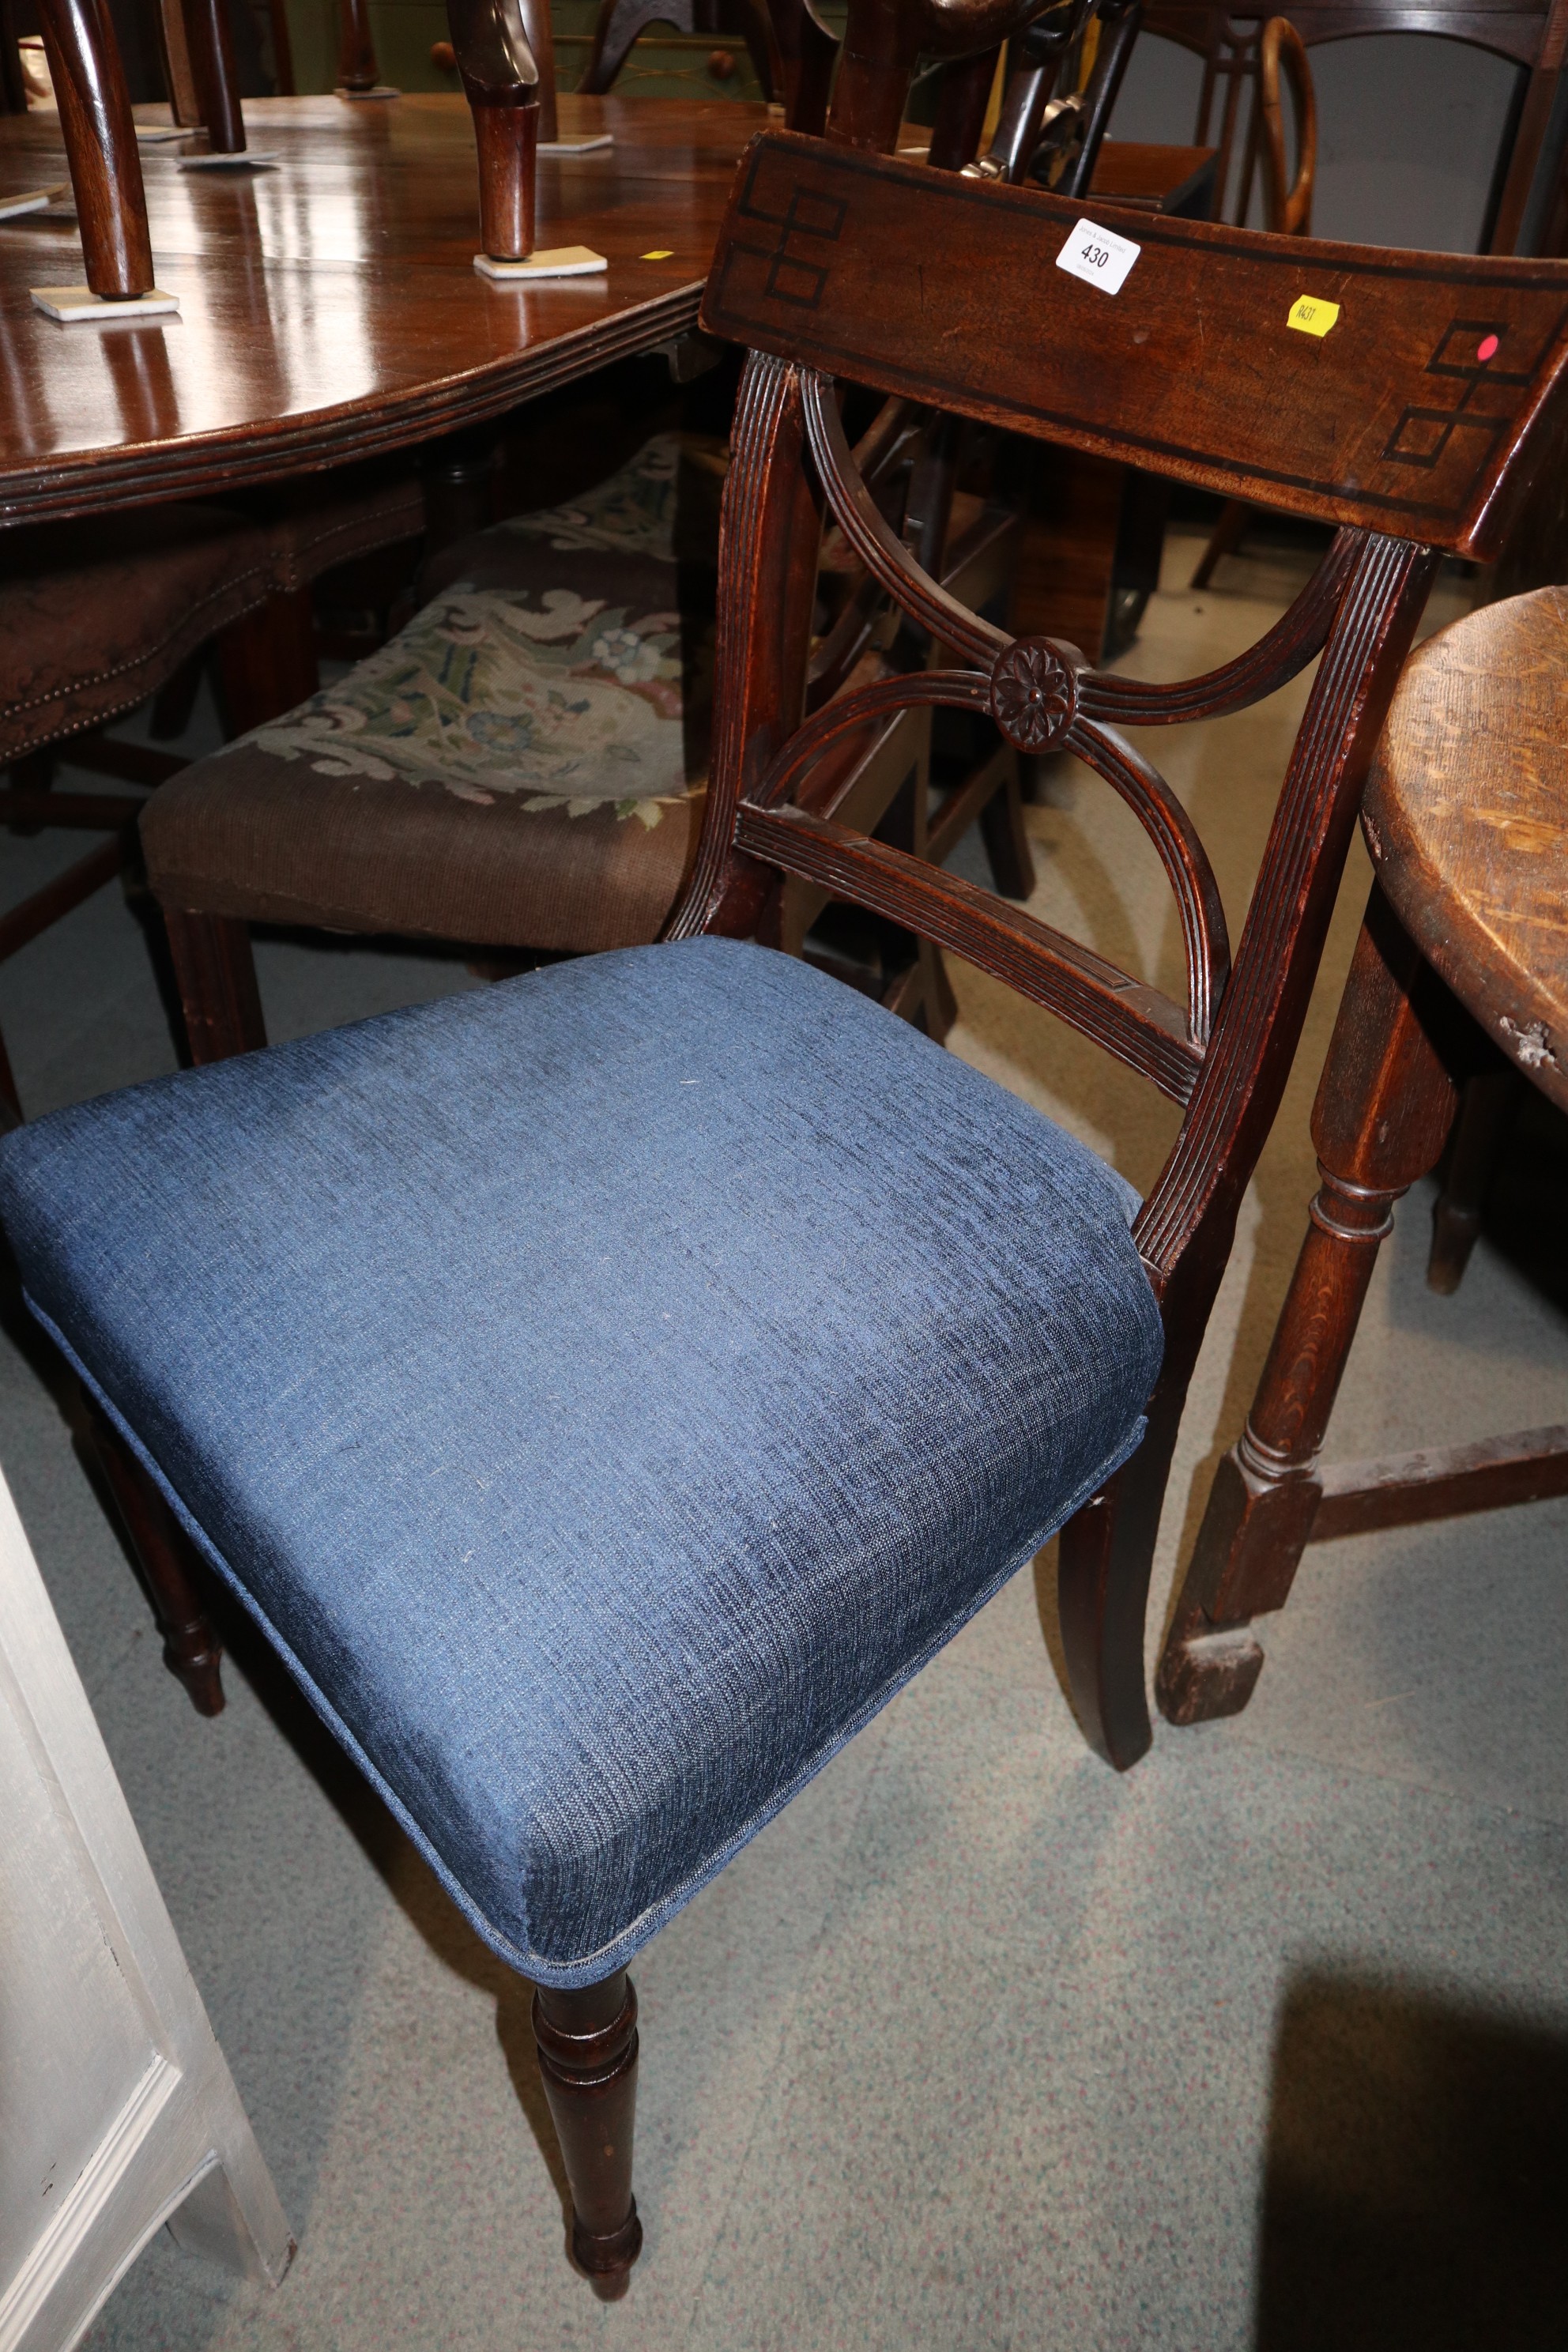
533,1972,642,2299
1157,891,1460,1728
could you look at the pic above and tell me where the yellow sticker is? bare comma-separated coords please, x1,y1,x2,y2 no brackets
1288,296,1340,338
640,248,675,260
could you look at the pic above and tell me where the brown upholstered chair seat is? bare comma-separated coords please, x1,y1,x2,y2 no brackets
141,437,717,955
0,507,278,764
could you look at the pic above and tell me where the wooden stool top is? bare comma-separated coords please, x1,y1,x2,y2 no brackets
1366,584,1568,1113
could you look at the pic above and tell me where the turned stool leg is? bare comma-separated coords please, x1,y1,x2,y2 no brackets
1156,891,1460,1727
532,1972,643,2299
82,1398,225,1715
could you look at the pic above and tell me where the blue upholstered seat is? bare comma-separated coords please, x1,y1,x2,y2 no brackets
0,941,1162,1985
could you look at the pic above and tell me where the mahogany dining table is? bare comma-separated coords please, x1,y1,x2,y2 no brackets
0,92,1216,530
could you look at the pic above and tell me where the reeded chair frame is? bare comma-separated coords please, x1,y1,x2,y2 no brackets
685,129,1568,1768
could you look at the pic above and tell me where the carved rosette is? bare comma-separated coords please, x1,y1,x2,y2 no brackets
989,637,1079,754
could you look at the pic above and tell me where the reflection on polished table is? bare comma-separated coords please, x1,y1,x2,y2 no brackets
0,96,757,526
0,96,1214,528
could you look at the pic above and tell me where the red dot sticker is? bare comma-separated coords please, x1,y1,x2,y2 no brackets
1477,334,1499,362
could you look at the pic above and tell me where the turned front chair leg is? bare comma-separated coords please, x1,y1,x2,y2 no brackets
1156,891,1460,1728
532,1972,643,2299
81,1396,225,1713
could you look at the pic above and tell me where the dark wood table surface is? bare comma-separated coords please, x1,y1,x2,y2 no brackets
0,96,1215,530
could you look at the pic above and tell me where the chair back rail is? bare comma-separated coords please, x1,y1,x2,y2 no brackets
703,134,1568,551
966,0,1093,181
682,130,1568,1317
1055,0,1144,193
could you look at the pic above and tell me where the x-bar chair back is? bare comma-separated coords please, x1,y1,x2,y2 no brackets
691,132,1568,1772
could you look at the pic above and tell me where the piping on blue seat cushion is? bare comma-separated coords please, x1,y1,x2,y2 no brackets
0,939,1163,1984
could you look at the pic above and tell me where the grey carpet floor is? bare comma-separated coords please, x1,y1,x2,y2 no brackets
4,530,1565,2350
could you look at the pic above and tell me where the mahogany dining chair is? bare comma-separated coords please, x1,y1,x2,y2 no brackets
1159,586,1568,1728
3,132,1564,2296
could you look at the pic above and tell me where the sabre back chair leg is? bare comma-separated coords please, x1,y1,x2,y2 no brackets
83,1394,226,1714
1156,891,1461,1728
1057,1373,1189,1770
161,906,268,1065
532,1973,643,2301
1191,496,1250,590
1427,1064,1517,1295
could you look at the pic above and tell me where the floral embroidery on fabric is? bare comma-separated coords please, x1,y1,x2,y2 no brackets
495,432,713,559
225,435,725,824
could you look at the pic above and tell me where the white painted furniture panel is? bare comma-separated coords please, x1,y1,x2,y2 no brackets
0,1468,292,2352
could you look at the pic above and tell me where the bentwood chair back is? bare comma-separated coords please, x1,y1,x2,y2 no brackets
1189,14,1316,582
2,139,1566,2300
1141,0,1568,253
1257,13,1314,234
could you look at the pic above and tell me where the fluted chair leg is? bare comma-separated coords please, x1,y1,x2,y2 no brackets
532,1972,643,2299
